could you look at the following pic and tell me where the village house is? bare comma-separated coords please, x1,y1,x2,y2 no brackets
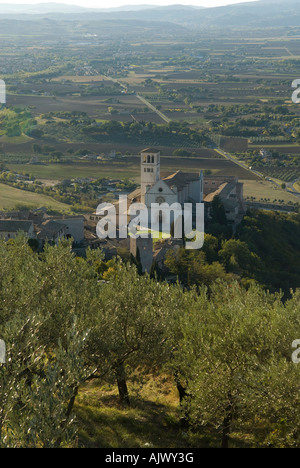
0,220,35,241
0,210,85,247
37,219,66,246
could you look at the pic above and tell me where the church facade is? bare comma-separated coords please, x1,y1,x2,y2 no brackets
133,148,204,208
128,147,245,231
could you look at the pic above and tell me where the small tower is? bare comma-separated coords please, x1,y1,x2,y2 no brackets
140,148,160,203
130,236,153,273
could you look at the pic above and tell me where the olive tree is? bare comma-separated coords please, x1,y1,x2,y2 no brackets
172,281,300,447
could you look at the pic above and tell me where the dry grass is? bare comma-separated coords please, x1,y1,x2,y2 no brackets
75,372,212,449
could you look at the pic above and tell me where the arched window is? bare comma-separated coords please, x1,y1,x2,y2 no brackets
151,156,154,163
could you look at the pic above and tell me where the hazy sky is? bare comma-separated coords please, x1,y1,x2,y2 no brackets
0,0,259,9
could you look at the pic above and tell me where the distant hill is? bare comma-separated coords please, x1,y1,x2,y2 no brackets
0,2,89,14
0,2,205,15
0,1,299,29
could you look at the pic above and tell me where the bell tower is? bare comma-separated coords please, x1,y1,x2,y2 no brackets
140,148,160,203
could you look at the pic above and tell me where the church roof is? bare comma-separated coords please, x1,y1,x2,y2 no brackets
204,181,236,203
128,188,141,202
163,170,200,190
140,148,160,154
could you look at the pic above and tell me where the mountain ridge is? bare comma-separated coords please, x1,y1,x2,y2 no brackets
0,2,299,29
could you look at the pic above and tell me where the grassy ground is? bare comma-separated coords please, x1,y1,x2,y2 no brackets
0,134,33,144
294,182,300,192
6,162,138,182
75,373,253,449
75,374,216,449
6,155,257,184
0,183,72,212
243,179,300,204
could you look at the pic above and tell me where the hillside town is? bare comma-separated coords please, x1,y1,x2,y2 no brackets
0,148,246,274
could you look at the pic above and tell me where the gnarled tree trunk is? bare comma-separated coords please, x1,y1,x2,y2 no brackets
115,363,130,406
222,392,233,448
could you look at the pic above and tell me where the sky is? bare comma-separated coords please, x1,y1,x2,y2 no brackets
0,0,259,9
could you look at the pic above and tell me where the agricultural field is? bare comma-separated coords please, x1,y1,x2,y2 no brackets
5,155,259,185
243,179,300,205
0,15,300,209
0,183,72,212
257,166,300,182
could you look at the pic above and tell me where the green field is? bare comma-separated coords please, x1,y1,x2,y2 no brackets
5,162,137,182
0,183,72,212
6,155,258,184
243,179,300,204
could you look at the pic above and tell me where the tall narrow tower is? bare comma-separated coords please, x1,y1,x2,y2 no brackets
140,148,160,203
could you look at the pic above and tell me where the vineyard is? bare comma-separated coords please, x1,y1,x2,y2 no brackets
255,166,300,182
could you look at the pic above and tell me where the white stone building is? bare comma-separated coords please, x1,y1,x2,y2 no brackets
138,148,204,207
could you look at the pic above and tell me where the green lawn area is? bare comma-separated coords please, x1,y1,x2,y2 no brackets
6,162,138,182
0,183,72,212
294,182,300,193
0,134,33,144
243,179,300,204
